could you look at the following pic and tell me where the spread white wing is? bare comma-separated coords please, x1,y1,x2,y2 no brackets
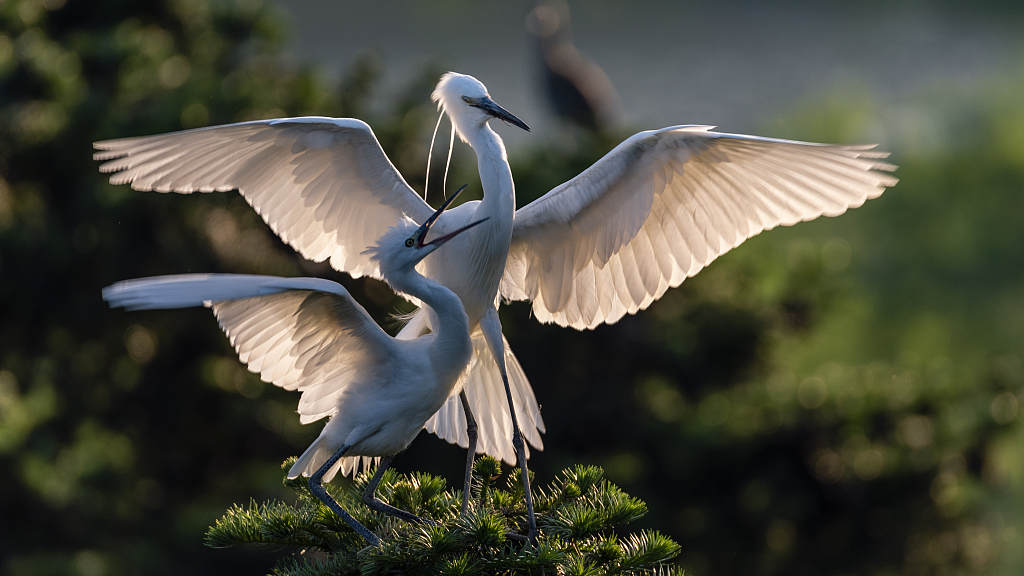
503,126,899,329
103,273,397,478
94,111,548,465
94,118,434,280
103,273,396,422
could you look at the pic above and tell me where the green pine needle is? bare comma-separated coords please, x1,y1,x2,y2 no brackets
616,531,682,573
206,459,683,576
271,554,359,576
457,509,508,548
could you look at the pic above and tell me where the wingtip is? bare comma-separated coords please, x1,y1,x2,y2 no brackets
93,138,129,151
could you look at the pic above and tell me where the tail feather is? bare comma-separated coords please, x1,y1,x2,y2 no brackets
414,306,546,465
288,435,335,480
288,436,379,482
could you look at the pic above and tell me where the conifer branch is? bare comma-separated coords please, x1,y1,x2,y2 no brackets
206,457,684,575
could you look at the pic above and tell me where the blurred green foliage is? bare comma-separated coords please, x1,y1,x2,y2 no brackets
2,1,1023,576
0,1,415,574
512,80,1024,574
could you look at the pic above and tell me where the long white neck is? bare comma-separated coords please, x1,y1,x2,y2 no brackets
388,266,471,381
465,124,516,226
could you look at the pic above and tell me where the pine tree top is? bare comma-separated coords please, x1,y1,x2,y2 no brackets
206,457,684,576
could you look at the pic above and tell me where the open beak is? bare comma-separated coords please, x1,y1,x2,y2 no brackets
423,217,490,248
415,184,490,248
472,96,531,132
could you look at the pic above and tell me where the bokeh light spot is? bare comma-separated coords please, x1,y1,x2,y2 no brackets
180,102,208,128
822,237,851,271
766,520,796,551
638,376,685,423
813,449,844,483
797,376,827,409
159,54,191,89
698,393,730,427
124,325,156,364
766,371,795,404
602,452,643,485
73,550,105,576
990,392,1018,424
134,478,163,509
899,415,934,449
853,449,885,480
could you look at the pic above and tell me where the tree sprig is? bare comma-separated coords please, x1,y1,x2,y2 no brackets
206,457,684,576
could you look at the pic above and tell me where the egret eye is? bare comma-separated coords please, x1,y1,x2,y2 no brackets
461,96,472,104
405,238,415,247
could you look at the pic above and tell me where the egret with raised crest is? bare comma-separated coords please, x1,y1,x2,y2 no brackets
95,72,898,539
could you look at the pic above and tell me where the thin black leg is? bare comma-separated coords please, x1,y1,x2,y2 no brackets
362,455,436,526
307,444,380,546
480,308,538,540
505,383,538,539
460,390,478,515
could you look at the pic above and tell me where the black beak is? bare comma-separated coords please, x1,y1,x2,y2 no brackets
423,216,490,248
473,96,531,132
414,184,489,248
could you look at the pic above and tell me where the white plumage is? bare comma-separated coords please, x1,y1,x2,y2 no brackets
96,72,898,540
504,126,897,329
104,215,480,483
104,201,486,545
94,106,545,467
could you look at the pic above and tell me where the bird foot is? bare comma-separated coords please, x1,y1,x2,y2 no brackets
357,539,381,552
505,528,539,543
414,515,439,527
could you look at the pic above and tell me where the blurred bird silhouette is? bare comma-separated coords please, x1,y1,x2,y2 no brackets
527,0,621,134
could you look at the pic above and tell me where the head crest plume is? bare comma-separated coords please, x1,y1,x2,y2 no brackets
362,217,419,263
432,72,489,144
431,72,488,107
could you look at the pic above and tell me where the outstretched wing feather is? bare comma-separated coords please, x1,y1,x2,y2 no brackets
504,126,898,329
95,118,434,279
102,274,395,421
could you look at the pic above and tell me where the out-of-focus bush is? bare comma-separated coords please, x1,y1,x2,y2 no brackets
0,1,439,574
2,1,1023,575
504,75,1024,576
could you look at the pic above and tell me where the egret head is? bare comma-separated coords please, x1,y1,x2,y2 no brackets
368,184,488,276
432,72,530,143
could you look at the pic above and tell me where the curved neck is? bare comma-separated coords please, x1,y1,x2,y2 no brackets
388,267,470,373
465,124,515,223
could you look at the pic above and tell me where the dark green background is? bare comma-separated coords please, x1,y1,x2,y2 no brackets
2,1,1023,575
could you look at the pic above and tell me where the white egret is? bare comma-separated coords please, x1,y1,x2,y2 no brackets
103,190,487,546
94,72,898,539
